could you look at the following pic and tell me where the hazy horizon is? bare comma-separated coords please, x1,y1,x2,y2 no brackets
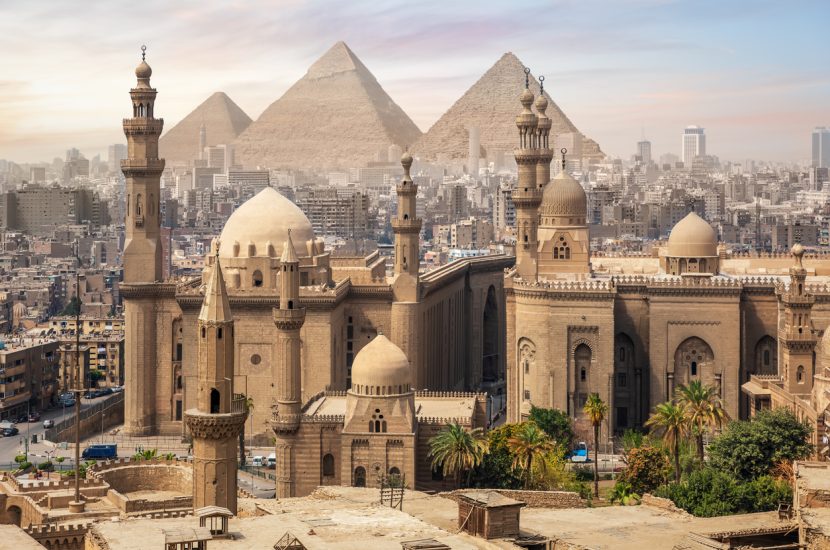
1,0,828,165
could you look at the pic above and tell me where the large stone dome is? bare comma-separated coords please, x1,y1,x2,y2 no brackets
218,188,315,259
351,335,411,396
541,169,587,220
667,212,717,257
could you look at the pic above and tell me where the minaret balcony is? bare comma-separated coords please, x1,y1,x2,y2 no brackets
122,118,164,134
391,218,422,233
513,149,539,165
270,408,301,434
395,183,418,195
184,408,247,440
274,307,306,331
121,158,165,176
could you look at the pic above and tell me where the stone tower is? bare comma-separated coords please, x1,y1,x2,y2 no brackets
780,244,817,396
122,46,164,435
512,69,541,281
184,242,247,513
271,231,306,498
391,152,423,387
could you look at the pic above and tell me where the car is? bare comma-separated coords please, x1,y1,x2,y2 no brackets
61,398,76,407
570,442,589,463
251,455,264,467
43,419,55,429
267,453,276,469
3,427,19,437
28,412,40,422
100,387,114,396
110,385,124,393
14,414,28,424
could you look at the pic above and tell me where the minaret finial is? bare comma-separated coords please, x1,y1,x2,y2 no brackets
524,67,531,89
539,75,545,94
560,148,567,170
141,44,146,61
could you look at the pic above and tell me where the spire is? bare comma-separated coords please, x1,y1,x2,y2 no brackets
281,229,299,264
199,241,232,322
135,45,153,89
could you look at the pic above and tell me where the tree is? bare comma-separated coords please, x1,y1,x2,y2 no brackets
645,401,687,483
428,423,489,488
529,406,575,451
469,424,523,489
583,393,608,497
617,445,671,495
675,380,728,464
506,421,556,489
707,408,812,481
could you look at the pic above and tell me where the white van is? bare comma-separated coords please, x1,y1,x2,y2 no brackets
251,456,264,468
267,453,276,469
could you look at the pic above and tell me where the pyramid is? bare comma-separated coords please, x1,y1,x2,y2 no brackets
413,53,603,164
159,92,252,164
234,42,422,171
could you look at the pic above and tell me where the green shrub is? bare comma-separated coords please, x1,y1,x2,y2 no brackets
573,465,594,482
14,455,26,464
618,445,671,495
37,461,54,471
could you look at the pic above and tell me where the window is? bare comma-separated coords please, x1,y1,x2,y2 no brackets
617,372,627,387
691,361,698,376
252,270,263,287
580,368,586,382
201,327,206,338
797,365,805,384
250,354,261,366
389,467,400,476
619,348,625,362
322,454,335,476
217,328,222,339
523,389,530,400
354,466,366,488
210,388,220,413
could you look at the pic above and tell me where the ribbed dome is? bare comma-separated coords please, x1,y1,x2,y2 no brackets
541,169,587,219
667,212,717,257
351,335,411,395
218,187,315,259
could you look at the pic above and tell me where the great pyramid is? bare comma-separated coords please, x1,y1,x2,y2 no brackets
159,92,252,164
414,53,603,163
234,41,422,171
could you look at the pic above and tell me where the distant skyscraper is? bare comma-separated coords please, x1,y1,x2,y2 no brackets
107,144,127,174
637,140,652,165
812,127,830,168
682,126,706,165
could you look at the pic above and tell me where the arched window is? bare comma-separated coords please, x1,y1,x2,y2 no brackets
136,194,142,217
354,466,366,487
217,328,222,339
554,248,559,259
322,454,335,476
691,361,698,376
288,300,294,310
674,337,714,385
252,270,263,287
369,421,374,432
176,376,182,390
375,420,381,432
580,368,586,381
138,103,145,117
201,327,206,338
381,420,387,433
210,388,220,414
389,466,400,476
797,365,805,383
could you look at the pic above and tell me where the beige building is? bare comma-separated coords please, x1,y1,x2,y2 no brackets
0,337,59,418
120,55,508,456
505,83,830,451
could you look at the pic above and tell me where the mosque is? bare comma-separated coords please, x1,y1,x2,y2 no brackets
121,50,828,507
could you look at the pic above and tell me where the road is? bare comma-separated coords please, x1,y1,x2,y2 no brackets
0,394,114,466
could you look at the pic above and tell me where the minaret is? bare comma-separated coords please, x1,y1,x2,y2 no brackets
184,240,247,513
390,151,423,388
122,46,164,435
271,230,306,498
535,76,553,190
513,68,541,280
779,244,816,395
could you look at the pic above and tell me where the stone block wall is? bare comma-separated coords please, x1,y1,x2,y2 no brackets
442,489,586,508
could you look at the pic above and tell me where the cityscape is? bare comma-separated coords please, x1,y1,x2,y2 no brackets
0,1,829,549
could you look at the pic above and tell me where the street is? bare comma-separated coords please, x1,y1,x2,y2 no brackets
0,394,114,466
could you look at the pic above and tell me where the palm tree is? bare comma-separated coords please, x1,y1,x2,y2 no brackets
506,421,556,489
645,401,688,483
239,396,255,466
583,393,608,497
428,423,489,488
675,380,728,464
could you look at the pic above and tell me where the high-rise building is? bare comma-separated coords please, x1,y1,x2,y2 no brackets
636,140,652,165
682,126,706,165
107,144,128,174
812,127,830,168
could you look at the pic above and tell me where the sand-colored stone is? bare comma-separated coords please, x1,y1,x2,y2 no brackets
234,41,422,170
159,92,252,164
413,52,603,164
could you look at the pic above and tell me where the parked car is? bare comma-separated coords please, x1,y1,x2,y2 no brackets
267,453,276,469
110,385,124,393
43,419,55,429
569,441,589,463
251,455,264,467
14,414,28,424
81,444,117,460
28,412,41,422
3,427,19,437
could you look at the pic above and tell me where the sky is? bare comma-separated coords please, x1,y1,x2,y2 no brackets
1,0,828,164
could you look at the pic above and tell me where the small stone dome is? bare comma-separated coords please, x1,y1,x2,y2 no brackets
351,335,411,396
218,188,315,259
535,93,549,114
135,60,152,80
541,169,587,220
667,212,717,257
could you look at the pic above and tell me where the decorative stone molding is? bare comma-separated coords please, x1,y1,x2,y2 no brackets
184,409,246,439
120,282,176,299
274,308,306,331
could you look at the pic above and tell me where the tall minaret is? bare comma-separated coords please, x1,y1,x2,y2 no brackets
122,46,164,435
391,151,423,388
185,241,246,513
535,76,553,190
512,68,541,280
271,231,306,498
779,244,817,396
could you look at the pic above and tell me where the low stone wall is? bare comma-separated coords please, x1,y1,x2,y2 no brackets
26,523,87,550
641,493,691,516
45,393,124,443
441,489,586,508
89,460,191,495
4,475,106,495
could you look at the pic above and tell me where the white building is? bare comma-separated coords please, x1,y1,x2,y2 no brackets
682,126,706,166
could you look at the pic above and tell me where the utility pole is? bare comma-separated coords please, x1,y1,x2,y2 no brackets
69,242,85,513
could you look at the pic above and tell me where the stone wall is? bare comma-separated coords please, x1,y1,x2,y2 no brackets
90,461,191,495
46,394,124,443
641,493,691,516
441,489,586,509
26,522,87,550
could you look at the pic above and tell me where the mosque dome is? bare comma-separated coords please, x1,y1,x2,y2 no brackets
540,169,588,220
667,212,717,257
350,335,411,396
218,188,315,259
135,60,152,80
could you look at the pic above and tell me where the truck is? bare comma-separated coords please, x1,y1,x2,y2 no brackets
569,441,589,463
81,444,118,460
